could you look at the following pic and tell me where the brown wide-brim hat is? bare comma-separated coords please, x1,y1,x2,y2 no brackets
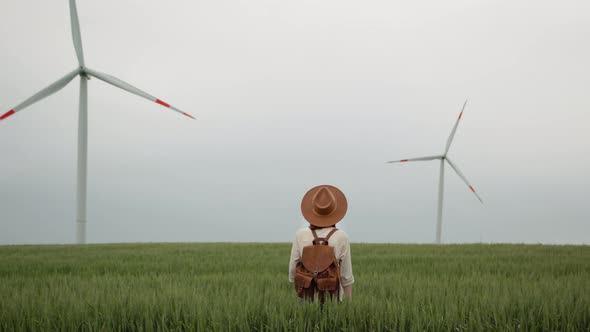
301,185,348,227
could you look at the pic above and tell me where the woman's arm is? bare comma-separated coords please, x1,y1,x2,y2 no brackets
288,235,300,282
343,285,353,300
339,234,354,299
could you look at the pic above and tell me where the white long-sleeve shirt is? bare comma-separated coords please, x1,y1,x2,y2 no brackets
288,226,355,290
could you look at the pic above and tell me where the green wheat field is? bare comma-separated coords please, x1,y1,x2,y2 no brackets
0,243,588,331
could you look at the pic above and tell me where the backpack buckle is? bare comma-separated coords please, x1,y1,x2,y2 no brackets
312,238,329,246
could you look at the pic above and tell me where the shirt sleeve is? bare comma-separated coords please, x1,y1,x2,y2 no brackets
339,236,355,287
288,234,300,283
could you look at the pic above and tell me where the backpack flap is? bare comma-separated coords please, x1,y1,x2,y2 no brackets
301,245,336,274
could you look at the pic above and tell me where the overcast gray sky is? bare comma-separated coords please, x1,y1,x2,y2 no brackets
1,0,589,245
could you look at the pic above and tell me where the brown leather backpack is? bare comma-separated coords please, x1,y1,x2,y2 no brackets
294,227,341,302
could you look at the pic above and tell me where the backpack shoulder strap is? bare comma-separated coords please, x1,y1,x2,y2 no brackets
325,228,338,241
310,227,319,240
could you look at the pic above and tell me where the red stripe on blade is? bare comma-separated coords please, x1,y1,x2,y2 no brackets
458,112,463,120
400,159,408,162
0,110,15,120
469,186,475,192
182,112,195,120
156,99,170,108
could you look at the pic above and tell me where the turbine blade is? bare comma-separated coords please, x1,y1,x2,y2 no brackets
69,0,85,66
444,99,468,155
445,157,483,203
85,68,194,119
1,68,80,121
386,155,442,163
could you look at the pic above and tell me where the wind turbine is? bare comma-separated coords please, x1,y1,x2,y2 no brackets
386,100,483,244
0,0,194,244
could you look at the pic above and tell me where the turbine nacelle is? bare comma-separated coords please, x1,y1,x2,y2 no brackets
79,67,90,79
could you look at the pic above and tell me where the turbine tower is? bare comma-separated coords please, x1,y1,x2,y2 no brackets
0,0,194,244
387,100,483,244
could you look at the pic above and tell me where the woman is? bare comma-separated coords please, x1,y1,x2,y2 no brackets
288,185,354,301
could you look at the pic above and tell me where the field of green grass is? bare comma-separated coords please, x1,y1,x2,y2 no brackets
0,243,588,331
